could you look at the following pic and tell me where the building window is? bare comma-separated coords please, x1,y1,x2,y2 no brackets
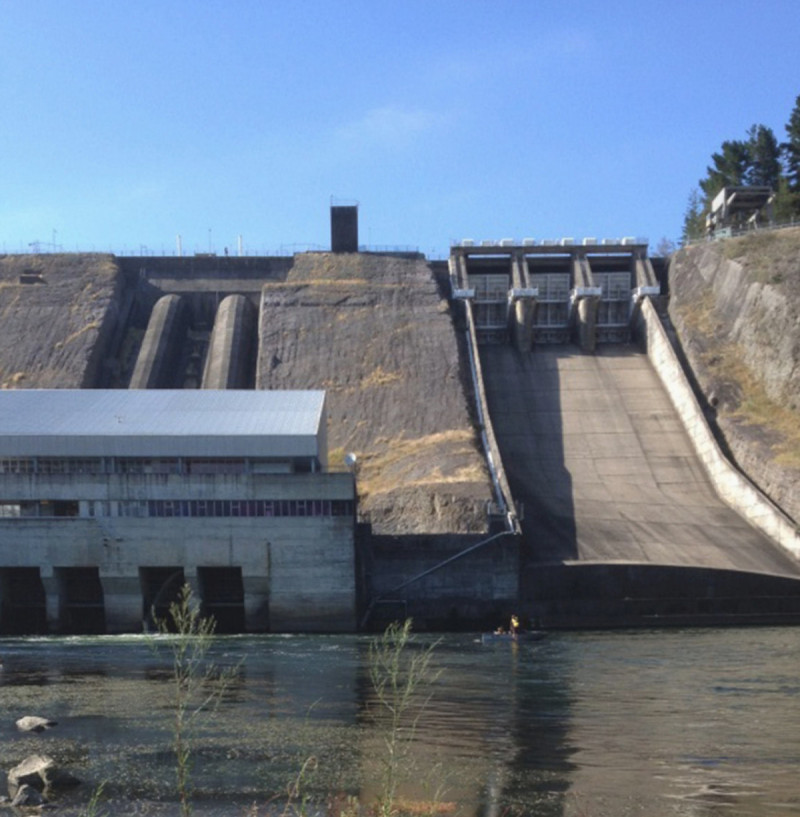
0,459,34,475
188,459,246,475
0,497,355,520
116,498,354,519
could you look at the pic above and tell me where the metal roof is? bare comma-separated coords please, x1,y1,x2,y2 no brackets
0,390,326,459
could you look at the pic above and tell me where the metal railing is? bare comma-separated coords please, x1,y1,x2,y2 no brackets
2,241,446,258
684,216,800,247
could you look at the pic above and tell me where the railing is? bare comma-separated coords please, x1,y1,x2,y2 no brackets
1,242,443,258
684,216,800,247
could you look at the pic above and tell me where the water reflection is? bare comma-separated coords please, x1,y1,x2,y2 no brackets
0,629,798,816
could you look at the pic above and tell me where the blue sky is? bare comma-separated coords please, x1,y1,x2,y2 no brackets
1,1,798,257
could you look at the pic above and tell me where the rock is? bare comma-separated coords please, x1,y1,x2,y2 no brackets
11,783,46,807
669,231,800,524
7,753,79,800
8,754,54,797
15,716,58,733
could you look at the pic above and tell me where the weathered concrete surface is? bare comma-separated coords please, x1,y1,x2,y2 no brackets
0,254,122,388
639,296,800,560
480,343,800,576
257,253,493,534
364,532,519,630
202,294,257,389
128,294,188,389
669,229,800,524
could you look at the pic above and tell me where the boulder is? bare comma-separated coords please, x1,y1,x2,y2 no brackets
15,716,58,733
7,753,80,800
11,783,46,807
8,754,54,792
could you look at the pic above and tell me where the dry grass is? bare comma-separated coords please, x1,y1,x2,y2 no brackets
703,341,800,467
360,366,403,389
2,371,27,388
676,290,720,338
393,799,457,815
62,321,100,346
358,430,486,496
722,228,800,285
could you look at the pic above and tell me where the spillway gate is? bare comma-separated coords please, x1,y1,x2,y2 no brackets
450,238,660,350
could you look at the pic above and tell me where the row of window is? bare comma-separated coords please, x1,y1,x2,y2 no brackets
0,457,314,476
0,498,354,519
121,499,354,518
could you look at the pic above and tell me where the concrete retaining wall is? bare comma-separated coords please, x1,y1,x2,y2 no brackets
0,515,355,633
364,532,519,630
0,472,356,633
463,300,519,529
638,297,800,560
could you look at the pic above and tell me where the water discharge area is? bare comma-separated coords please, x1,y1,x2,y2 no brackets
1,627,799,816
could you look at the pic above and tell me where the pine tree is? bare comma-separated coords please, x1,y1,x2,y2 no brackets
745,124,782,187
781,94,800,217
783,94,800,194
699,139,750,200
681,188,706,243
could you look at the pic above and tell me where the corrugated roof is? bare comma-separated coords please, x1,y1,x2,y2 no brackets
0,390,325,458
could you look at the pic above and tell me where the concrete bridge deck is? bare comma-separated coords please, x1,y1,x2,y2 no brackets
480,344,800,577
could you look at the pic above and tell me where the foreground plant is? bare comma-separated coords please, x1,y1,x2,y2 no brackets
78,782,108,817
152,583,238,817
368,619,441,817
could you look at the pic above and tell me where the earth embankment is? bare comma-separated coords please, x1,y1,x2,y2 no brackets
669,229,800,523
257,252,493,534
0,254,122,388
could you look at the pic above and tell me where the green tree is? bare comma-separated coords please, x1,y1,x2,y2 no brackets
772,176,797,223
781,94,800,216
699,139,750,200
783,94,800,194
745,124,782,188
681,188,706,243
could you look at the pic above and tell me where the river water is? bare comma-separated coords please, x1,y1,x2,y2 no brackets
0,627,798,816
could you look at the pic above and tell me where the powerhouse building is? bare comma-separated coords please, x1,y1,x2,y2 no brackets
0,389,356,634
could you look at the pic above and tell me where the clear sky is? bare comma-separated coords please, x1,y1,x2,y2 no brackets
1,1,798,257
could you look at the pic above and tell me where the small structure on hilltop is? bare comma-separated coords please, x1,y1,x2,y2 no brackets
330,201,359,253
706,185,775,237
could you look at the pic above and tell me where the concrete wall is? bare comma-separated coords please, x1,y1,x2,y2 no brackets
202,294,257,389
0,472,356,633
637,296,800,560
529,562,800,628
463,299,519,528
118,255,295,284
364,532,520,630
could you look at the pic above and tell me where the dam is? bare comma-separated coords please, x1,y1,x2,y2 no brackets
449,237,800,626
0,219,799,632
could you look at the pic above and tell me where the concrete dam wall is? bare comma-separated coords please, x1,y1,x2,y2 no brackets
0,238,799,631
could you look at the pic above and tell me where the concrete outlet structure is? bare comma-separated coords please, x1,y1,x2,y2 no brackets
0,390,356,634
450,238,659,349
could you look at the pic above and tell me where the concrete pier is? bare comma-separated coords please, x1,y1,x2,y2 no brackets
202,294,257,389
128,294,188,389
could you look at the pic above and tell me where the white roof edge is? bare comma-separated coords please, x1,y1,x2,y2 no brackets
0,390,326,458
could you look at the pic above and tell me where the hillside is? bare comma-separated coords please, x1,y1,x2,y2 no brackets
256,252,494,534
0,254,122,389
668,229,800,522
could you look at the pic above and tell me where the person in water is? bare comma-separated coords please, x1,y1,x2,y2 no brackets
510,614,520,636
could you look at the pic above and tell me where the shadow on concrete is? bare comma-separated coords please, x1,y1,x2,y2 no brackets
478,344,577,565
478,342,800,628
